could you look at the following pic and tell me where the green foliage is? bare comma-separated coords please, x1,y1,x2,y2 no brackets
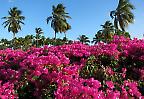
0,35,71,50
17,82,36,99
138,81,144,95
42,82,57,99
0,39,11,49
119,56,144,80
80,55,120,82
52,38,66,46
80,55,105,81
115,30,131,38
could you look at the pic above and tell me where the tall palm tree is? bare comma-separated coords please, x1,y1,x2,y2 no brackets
110,0,135,31
35,27,43,47
77,35,90,45
2,7,25,39
46,3,71,40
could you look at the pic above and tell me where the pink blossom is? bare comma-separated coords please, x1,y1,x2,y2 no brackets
106,81,114,89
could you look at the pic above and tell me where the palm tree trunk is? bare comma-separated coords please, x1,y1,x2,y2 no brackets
54,32,56,41
36,34,39,47
12,33,16,49
36,39,38,48
64,32,66,38
13,33,16,39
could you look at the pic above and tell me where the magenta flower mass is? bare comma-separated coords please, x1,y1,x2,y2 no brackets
0,0,144,98
0,35,143,98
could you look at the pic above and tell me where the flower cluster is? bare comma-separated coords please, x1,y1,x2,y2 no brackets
0,81,17,99
0,35,143,98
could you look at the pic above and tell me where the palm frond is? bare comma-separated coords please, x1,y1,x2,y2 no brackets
114,17,118,30
110,11,115,19
2,7,25,35
46,16,52,24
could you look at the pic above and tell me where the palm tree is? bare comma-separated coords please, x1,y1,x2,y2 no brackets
46,3,71,40
92,21,114,44
92,31,104,44
77,35,90,45
35,27,43,35
40,35,45,46
92,33,101,44
100,21,114,42
110,0,135,31
2,7,25,39
100,21,115,34
35,27,43,47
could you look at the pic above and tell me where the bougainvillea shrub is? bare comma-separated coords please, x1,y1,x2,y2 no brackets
0,35,143,99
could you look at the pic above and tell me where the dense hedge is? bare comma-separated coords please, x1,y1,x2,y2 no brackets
0,35,143,99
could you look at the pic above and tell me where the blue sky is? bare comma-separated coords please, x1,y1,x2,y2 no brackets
0,0,144,40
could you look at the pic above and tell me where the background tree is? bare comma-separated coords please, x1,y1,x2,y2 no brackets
25,35,34,43
100,21,114,33
100,21,115,39
14,37,24,49
77,35,90,45
22,35,34,50
92,21,114,44
35,27,43,35
46,3,71,40
92,32,102,44
110,0,135,31
2,7,25,39
35,27,43,47
43,37,51,45
0,38,11,49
